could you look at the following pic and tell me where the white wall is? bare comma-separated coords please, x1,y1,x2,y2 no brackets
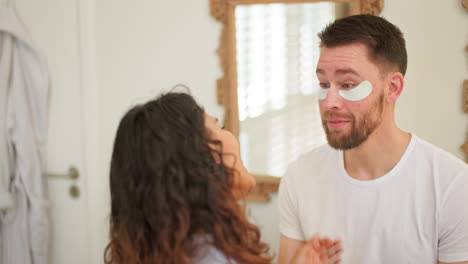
94,0,468,263
384,0,468,159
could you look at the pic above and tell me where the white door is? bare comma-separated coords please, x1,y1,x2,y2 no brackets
14,0,90,263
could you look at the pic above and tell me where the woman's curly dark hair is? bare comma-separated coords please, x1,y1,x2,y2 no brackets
104,92,272,264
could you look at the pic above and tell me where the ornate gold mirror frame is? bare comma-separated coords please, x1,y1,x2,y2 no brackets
210,0,384,202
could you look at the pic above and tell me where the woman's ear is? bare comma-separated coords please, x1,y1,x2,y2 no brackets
386,72,404,103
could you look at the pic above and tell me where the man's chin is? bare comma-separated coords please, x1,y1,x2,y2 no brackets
326,134,345,149
327,139,348,150
326,133,366,150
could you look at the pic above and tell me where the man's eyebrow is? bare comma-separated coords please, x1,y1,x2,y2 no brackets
315,68,361,76
335,68,360,76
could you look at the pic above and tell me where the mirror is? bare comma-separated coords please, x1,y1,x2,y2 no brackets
210,0,384,202
237,2,350,179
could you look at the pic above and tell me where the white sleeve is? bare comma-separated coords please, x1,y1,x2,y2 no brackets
278,164,304,241
438,170,468,263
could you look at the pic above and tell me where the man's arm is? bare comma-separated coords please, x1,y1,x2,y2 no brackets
278,234,305,264
437,169,468,263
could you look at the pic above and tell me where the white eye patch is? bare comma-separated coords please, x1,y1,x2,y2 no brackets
318,80,373,102
339,80,373,101
318,86,329,100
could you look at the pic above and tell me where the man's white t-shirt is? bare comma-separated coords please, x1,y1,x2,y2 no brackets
279,135,468,263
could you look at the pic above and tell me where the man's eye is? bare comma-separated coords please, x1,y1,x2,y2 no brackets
343,83,355,89
319,83,330,88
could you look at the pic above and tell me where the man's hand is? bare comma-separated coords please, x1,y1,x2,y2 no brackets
289,234,343,264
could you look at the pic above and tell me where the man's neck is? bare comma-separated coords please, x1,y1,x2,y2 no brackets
343,123,411,181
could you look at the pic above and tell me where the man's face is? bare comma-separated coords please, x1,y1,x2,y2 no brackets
316,42,387,150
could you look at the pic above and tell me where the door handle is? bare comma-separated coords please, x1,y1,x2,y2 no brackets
46,166,81,199
46,167,79,180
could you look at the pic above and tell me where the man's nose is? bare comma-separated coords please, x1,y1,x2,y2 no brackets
321,88,343,109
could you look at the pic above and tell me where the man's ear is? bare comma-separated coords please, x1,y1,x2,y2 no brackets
386,72,404,103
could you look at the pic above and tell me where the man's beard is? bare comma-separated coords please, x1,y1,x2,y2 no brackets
322,93,385,150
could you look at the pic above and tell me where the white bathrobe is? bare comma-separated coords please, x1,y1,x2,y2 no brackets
0,4,49,264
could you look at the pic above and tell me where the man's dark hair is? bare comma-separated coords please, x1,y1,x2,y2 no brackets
318,14,407,75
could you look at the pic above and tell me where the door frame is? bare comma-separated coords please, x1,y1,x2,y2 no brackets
77,0,106,263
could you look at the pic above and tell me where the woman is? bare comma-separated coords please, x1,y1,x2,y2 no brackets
104,92,342,264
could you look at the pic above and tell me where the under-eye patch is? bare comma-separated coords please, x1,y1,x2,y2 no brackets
318,86,329,100
318,80,373,102
339,80,373,101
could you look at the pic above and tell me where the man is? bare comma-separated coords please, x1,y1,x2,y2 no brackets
278,14,468,264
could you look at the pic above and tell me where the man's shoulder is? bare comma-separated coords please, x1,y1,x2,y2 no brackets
284,143,338,179
411,135,468,189
413,135,468,171
292,143,335,164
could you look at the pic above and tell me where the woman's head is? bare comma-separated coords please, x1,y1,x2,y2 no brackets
105,92,269,264
203,112,256,198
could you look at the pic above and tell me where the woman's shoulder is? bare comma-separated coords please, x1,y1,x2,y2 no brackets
191,235,237,264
